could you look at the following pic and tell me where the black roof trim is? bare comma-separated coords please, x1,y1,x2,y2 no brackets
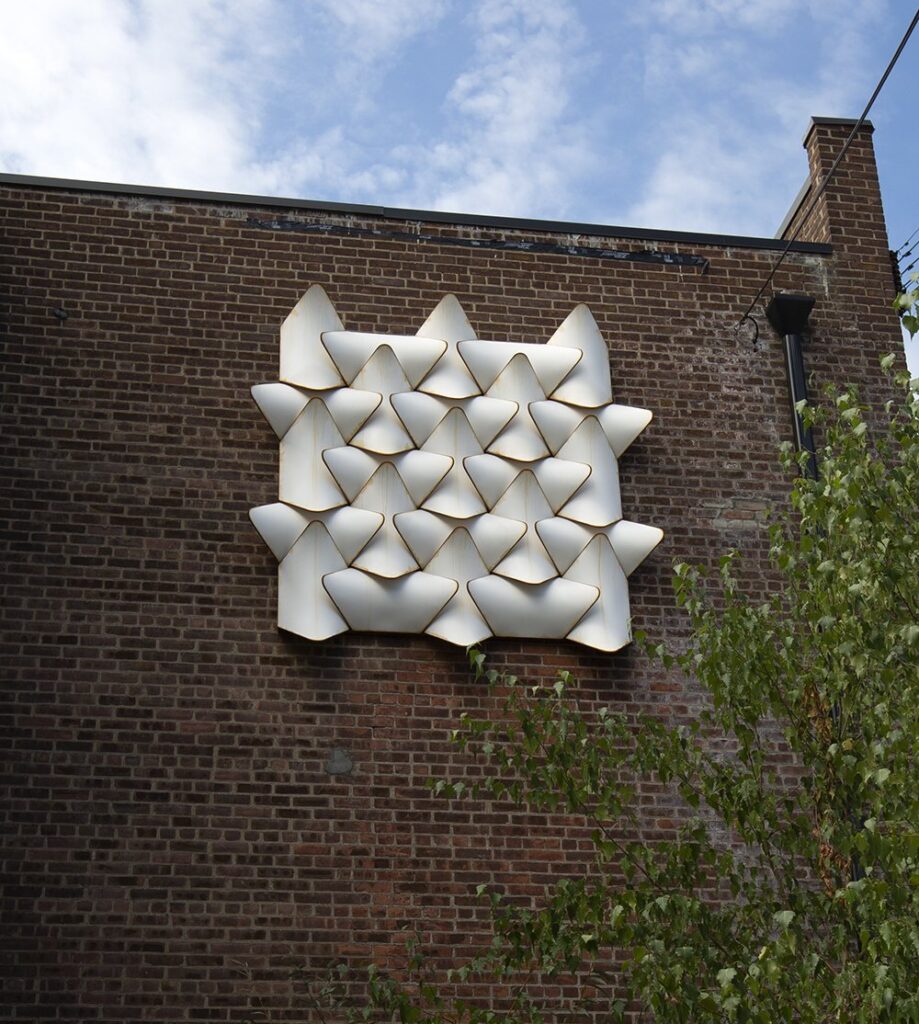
775,176,812,240
0,172,833,255
804,116,874,145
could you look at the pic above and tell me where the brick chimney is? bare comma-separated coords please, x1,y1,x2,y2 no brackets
779,117,900,338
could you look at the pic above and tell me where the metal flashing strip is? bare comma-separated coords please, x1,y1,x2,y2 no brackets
245,216,711,271
0,172,833,256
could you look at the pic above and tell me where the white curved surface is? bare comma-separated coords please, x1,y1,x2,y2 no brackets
491,472,557,584
425,530,493,647
535,516,595,575
279,285,345,390
419,409,486,518
557,417,623,527
394,510,525,570
251,383,309,439
458,339,581,394
465,452,589,515
323,330,447,387
469,576,599,639
416,295,480,399
391,392,516,448
348,347,415,454
278,522,348,641
351,464,419,578
464,453,518,509
323,569,457,633
279,399,347,511
323,445,380,502
253,289,661,650
607,519,664,576
485,355,550,462
322,388,383,441
564,535,631,652
547,304,613,408
531,400,653,458
395,450,454,505
250,502,310,561
533,457,591,513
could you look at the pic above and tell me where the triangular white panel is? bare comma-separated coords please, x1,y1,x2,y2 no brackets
547,305,613,408
564,536,631,652
420,409,486,519
531,400,653,458
280,285,345,390
465,455,588,513
464,454,518,509
468,576,599,638
394,450,454,505
250,503,383,565
251,383,309,439
598,404,654,458
351,464,419,578
279,399,347,511
252,289,661,650
485,355,550,462
557,418,623,527
607,520,664,576
393,510,454,566
322,388,383,441
349,347,415,455
323,569,457,633
416,295,481,399
323,445,379,502
250,502,310,561
533,457,591,513
458,339,581,394
391,392,517,449
278,523,348,641
252,383,380,443
467,454,590,520
394,510,525,571
324,446,452,506
535,516,595,575
323,331,447,388
466,513,528,570
491,472,557,584
424,530,492,646
319,506,385,565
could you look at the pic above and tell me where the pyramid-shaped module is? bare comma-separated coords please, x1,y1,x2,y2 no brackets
251,289,661,650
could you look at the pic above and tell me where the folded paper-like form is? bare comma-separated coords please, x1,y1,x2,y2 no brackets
250,287,662,651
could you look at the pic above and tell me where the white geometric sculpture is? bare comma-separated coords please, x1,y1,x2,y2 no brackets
250,285,662,651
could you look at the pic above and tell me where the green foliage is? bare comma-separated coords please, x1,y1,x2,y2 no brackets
894,275,918,337
322,366,919,1023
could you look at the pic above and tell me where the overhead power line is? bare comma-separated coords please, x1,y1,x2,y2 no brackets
736,6,919,330
895,224,919,254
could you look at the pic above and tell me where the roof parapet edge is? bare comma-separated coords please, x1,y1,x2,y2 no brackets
775,176,813,240
0,171,833,256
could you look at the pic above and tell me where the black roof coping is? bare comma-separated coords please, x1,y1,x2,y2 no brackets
804,116,875,145
0,171,833,256
775,176,813,240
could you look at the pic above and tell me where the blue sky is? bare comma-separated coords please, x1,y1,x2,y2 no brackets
2,0,917,364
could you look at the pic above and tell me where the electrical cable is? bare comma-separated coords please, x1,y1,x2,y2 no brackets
895,224,919,254
736,6,919,331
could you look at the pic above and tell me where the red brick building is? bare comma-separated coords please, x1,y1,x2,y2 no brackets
0,118,903,1022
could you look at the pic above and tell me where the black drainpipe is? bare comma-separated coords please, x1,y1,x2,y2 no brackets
765,292,818,479
764,292,865,888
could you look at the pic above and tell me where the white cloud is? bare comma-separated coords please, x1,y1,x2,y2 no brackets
0,0,276,188
0,0,449,194
622,0,889,234
341,0,599,218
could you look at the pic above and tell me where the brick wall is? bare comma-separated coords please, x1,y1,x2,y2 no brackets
0,118,903,1022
